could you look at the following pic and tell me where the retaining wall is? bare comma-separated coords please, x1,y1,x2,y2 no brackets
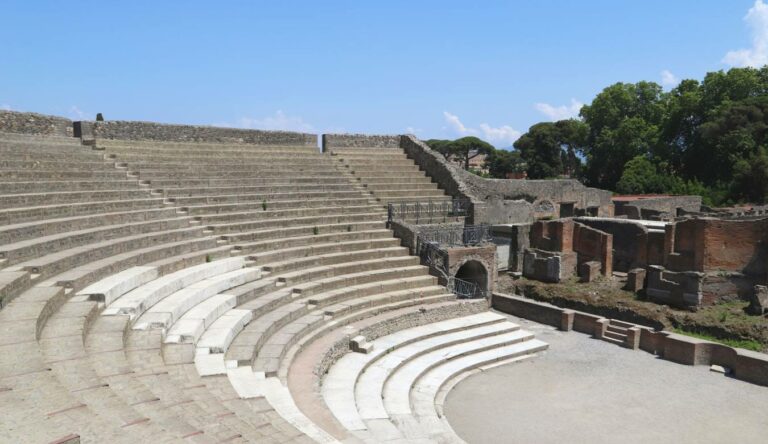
0,110,73,136
76,120,317,146
492,292,768,387
322,133,400,151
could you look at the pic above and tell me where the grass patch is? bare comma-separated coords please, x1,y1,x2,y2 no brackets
671,328,764,352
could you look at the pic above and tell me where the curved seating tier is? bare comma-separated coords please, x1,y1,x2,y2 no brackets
0,132,546,443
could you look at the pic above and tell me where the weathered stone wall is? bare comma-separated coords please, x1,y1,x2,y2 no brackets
399,135,613,225
492,292,768,387
491,224,531,273
577,217,655,272
0,110,73,136
76,120,317,146
322,133,400,151
528,219,612,277
617,196,702,219
446,245,498,293
665,217,768,275
646,265,704,307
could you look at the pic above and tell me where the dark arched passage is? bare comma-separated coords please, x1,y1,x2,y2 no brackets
454,260,489,297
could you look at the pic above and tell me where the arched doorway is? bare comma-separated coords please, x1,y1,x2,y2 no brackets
453,260,489,298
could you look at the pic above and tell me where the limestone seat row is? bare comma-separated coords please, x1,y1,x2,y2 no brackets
322,312,548,442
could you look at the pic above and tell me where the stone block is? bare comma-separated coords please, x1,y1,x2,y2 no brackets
579,261,601,283
749,285,768,315
626,268,647,292
560,309,574,331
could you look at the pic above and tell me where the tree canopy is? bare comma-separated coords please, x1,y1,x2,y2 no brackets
512,65,768,205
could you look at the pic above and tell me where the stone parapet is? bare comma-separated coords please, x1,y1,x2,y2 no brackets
0,110,73,136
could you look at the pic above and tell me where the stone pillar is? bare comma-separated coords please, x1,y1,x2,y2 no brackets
626,327,641,350
593,318,609,339
560,310,575,331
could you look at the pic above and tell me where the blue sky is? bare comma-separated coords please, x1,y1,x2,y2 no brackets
1,1,766,146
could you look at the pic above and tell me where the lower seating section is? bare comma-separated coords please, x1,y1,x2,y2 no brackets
322,312,547,442
0,131,546,443
328,147,453,206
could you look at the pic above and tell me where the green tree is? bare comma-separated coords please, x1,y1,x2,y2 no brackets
449,136,495,170
730,148,768,204
580,81,667,189
425,139,453,159
513,119,587,179
486,149,526,178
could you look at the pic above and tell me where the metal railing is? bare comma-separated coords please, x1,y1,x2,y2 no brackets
447,276,488,299
417,224,492,248
415,225,493,300
387,199,471,224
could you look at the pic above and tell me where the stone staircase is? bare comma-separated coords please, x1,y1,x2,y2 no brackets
0,132,547,443
327,147,453,206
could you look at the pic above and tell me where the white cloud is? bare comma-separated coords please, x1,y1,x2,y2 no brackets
405,126,422,135
442,111,521,147
69,105,93,120
660,69,679,87
230,110,315,132
533,98,584,121
0,104,11,111
723,0,768,67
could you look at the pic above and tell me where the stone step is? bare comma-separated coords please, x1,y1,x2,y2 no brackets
134,267,261,331
0,217,191,266
262,246,407,276
0,197,168,226
405,339,548,441
0,207,179,245
0,189,153,209
163,183,354,197
209,213,386,235
120,159,335,169
361,182,441,191
248,238,401,271
168,190,365,206
382,330,536,416
226,273,436,366
355,321,521,422
195,205,386,225
610,319,636,329
183,197,375,216
136,169,341,180
40,236,218,294
254,288,453,377
107,150,328,161
368,189,448,199
0,179,143,194
329,147,405,157
164,293,238,345
0,159,115,171
0,169,128,181
358,176,436,185
76,265,159,306
104,256,246,319
7,226,204,281
148,176,352,189
278,256,419,287
322,312,507,431
604,330,628,342
0,151,107,162
223,370,340,444
220,221,385,244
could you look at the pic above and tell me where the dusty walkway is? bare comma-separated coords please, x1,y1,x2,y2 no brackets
444,314,768,444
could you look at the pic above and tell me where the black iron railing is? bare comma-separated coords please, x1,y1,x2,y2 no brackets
415,224,493,300
447,276,488,299
417,224,491,248
387,199,471,224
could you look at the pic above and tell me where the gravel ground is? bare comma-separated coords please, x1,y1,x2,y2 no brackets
444,313,768,444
